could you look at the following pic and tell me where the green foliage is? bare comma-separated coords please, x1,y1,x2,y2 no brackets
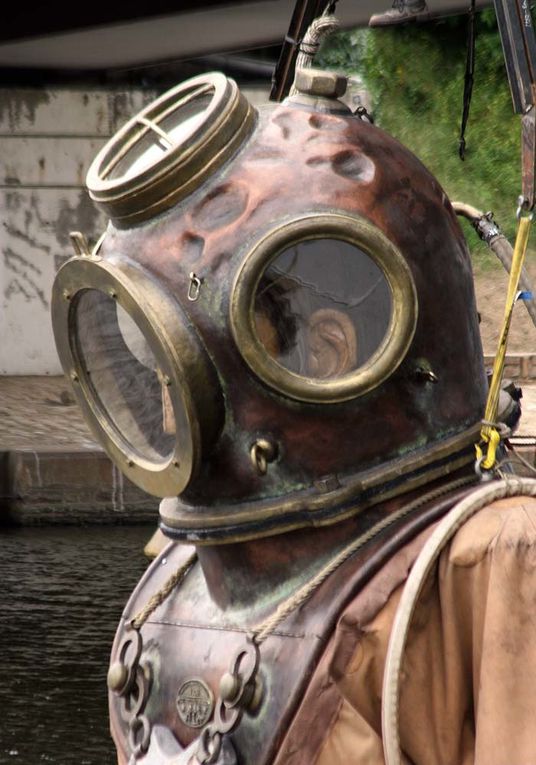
317,10,522,264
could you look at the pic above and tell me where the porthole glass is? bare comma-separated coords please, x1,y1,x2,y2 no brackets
254,239,392,380
74,289,176,463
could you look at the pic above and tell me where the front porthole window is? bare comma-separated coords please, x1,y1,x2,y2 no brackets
231,214,417,403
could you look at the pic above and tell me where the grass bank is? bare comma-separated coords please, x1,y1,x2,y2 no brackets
318,10,523,269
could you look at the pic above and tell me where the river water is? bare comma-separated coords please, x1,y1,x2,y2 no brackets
0,525,153,765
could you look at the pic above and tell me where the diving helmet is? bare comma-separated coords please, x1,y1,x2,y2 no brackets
51,69,487,542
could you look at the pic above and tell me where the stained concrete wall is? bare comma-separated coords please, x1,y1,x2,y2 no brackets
0,87,156,374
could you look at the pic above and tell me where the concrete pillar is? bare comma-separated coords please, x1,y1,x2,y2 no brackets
0,87,156,374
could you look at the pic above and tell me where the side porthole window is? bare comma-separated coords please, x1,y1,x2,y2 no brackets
231,213,417,403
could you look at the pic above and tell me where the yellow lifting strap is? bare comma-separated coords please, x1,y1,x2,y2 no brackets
477,212,533,471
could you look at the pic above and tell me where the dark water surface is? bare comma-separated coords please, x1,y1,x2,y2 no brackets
0,525,152,765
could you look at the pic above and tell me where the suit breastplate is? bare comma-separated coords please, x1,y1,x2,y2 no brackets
109,487,470,765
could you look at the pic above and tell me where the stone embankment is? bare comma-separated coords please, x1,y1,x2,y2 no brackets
0,376,155,524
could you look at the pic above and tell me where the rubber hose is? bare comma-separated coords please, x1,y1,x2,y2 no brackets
453,201,536,329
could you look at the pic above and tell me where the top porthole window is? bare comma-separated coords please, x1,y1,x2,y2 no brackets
86,73,255,226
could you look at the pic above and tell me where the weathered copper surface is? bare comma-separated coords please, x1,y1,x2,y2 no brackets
94,98,487,535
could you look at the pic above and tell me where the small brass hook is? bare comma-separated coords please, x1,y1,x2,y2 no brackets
188,272,202,301
412,361,438,385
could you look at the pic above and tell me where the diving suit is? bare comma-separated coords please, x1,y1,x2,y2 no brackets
51,67,536,765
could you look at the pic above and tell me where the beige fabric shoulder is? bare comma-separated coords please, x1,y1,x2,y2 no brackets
277,495,536,765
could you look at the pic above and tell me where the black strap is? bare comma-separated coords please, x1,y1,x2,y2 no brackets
459,0,476,161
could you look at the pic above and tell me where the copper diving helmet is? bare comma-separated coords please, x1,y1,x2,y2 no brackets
51,69,487,543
